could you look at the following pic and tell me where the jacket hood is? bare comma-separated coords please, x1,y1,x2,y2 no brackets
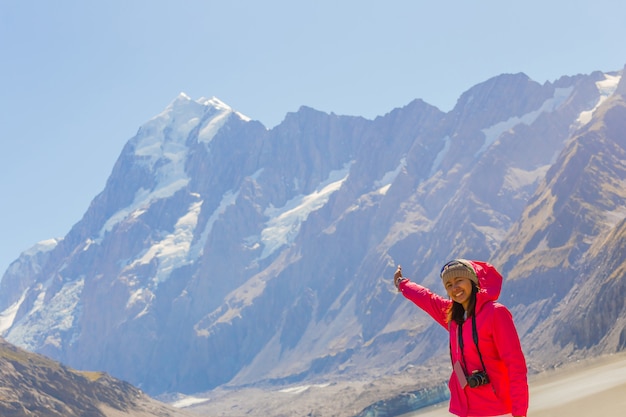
467,260,502,312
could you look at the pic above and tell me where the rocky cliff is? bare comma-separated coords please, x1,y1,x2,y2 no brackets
1,67,625,415
0,338,192,417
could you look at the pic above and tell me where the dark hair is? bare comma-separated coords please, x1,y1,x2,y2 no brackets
447,282,478,325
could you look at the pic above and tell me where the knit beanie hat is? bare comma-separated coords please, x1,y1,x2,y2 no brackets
440,259,478,286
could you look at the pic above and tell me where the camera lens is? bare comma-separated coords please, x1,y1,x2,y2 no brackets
467,371,489,388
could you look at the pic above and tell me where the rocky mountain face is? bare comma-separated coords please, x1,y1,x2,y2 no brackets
0,338,192,417
496,71,626,361
1,67,625,414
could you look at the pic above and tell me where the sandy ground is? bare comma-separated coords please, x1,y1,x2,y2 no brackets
404,352,626,417
181,353,626,417
100,398,197,417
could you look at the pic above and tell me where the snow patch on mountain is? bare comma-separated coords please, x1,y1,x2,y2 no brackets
279,383,331,394
24,239,59,256
97,180,191,241
98,96,244,241
5,238,58,274
576,73,622,126
597,73,622,96
375,157,406,194
130,200,204,284
476,87,574,156
6,279,84,350
430,136,450,176
126,287,154,319
503,166,550,190
134,93,207,168
0,290,27,334
170,394,211,408
197,96,251,123
259,163,353,259
190,190,240,260
196,97,237,143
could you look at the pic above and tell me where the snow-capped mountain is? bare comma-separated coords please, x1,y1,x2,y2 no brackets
1,66,625,414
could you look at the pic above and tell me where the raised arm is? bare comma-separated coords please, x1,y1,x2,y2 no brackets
395,266,451,329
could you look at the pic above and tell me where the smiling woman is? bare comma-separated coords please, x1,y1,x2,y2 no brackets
393,260,529,417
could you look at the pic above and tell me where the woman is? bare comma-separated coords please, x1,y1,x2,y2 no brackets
394,259,528,417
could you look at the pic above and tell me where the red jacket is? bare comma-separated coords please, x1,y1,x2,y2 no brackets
399,261,528,417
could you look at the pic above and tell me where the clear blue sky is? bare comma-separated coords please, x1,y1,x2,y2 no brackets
1,0,625,274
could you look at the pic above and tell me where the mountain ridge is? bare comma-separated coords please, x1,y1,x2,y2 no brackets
1,66,625,415
0,337,192,417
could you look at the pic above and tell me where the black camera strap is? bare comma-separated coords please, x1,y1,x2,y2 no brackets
457,314,488,376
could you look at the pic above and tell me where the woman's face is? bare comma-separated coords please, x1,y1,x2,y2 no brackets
445,276,473,310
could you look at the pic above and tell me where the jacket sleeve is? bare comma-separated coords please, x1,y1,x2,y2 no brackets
492,305,529,417
399,280,451,329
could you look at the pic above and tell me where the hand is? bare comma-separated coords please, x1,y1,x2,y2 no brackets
393,265,405,289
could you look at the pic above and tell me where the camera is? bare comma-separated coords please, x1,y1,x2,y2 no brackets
467,370,490,388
